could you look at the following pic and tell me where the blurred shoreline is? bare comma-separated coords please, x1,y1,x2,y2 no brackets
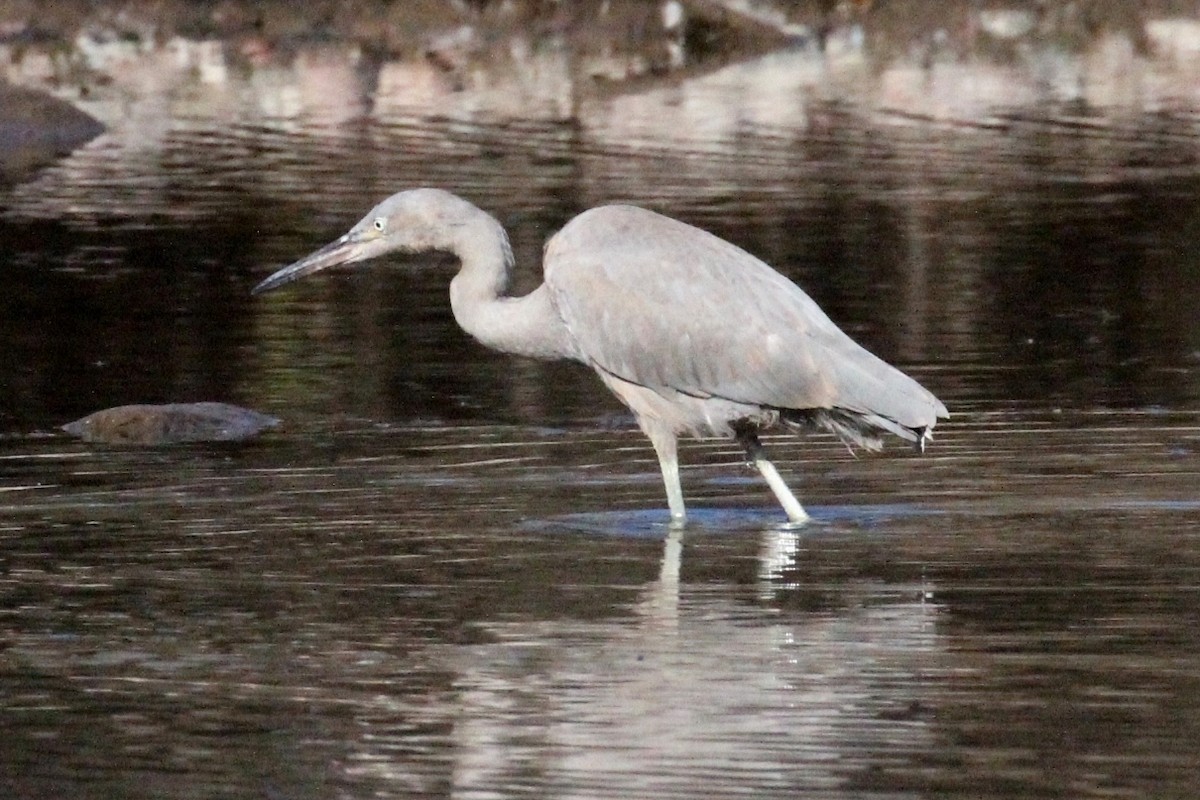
2,0,1200,134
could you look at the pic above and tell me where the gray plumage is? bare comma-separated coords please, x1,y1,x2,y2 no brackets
254,188,948,523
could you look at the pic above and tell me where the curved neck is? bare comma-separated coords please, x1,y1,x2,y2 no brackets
447,213,577,361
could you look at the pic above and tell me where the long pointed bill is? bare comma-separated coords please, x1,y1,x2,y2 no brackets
252,233,366,295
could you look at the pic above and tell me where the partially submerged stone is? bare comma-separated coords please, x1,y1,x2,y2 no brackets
0,84,104,184
62,402,280,445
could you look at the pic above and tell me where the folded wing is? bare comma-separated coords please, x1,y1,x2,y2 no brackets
544,205,947,438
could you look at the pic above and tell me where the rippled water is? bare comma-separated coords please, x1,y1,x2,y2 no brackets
3,56,1200,798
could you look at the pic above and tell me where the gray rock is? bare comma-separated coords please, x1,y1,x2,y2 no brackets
62,402,280,445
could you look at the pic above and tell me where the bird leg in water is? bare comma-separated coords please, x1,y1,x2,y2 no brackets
736,428,810,524
644,422,687,523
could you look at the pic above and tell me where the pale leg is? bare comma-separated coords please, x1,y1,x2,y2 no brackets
737,430,809,524
645,423,686,523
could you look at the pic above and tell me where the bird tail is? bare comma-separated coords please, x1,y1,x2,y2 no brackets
781,408,931,453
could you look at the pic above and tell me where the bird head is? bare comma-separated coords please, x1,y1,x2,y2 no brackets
252,188,473,295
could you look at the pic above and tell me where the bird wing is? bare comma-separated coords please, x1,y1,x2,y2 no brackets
543,205,947,431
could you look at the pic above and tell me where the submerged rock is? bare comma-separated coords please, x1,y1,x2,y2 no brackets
62,402,280,445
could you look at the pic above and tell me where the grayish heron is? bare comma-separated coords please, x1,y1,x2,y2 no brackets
253,189,947,523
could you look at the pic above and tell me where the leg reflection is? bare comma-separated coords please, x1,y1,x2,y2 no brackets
643,526,682,631
758,525,800,600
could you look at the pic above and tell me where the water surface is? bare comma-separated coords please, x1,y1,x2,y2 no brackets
3,36,1200,799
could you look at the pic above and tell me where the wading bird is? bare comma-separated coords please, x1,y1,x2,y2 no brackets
254,189,947,523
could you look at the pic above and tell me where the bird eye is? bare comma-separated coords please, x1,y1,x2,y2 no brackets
372,218,385,232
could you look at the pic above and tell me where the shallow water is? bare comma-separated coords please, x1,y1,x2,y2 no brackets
3,413,1199,798
3,38,1200,799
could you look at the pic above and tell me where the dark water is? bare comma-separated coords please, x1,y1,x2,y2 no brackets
4,60,1200,798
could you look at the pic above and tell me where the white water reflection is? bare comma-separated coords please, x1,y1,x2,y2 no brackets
442,528,940,798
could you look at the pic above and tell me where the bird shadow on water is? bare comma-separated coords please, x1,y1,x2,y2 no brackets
524,503,942,539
